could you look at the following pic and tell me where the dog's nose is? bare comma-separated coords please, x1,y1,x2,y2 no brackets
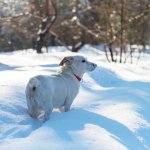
92,63,97,68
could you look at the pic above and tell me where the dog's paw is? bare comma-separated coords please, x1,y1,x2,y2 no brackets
70,107,76,111
37,110,45,121
59,107,65,112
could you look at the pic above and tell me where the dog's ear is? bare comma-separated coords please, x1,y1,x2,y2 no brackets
59,56,73,66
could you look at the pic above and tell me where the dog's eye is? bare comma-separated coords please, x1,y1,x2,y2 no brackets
82,60,86,63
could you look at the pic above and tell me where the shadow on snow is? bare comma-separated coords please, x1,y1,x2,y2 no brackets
46,109,147,150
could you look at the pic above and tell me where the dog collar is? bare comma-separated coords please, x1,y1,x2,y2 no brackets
73,73,82,82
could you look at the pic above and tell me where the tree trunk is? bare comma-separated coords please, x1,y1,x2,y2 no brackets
120,0,124,63
108,43,116,62
36,0,57,53
72,41,84,52
104,45,110,63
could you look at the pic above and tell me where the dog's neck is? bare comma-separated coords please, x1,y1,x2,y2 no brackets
72,73,82,82
59,66,83,82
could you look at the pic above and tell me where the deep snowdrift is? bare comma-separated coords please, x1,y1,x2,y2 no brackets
0,46,150,150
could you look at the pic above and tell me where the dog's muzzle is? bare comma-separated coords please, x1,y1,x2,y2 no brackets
90,63,97,71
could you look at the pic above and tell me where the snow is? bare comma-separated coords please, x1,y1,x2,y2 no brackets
0,45,150,150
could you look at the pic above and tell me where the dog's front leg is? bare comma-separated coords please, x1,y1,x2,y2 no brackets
64,99,73,112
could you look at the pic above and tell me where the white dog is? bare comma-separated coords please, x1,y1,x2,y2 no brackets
25,55,97,121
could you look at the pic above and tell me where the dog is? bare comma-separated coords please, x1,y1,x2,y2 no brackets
25,55,97,121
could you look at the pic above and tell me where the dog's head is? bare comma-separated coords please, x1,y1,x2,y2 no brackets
59,56,97,74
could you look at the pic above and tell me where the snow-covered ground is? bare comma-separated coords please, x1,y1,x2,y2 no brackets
0,45,150,150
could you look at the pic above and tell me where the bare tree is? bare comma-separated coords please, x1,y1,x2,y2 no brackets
36,0,57,53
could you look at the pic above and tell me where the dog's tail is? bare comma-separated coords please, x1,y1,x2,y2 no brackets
28,77,39,92
25,77,40,102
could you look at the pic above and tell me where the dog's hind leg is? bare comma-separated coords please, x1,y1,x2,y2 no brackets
40,96,53,121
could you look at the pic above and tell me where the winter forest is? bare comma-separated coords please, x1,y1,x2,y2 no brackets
0,0,150,62
0,0,150,150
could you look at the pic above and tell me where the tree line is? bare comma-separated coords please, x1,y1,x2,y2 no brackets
0,0,150,63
